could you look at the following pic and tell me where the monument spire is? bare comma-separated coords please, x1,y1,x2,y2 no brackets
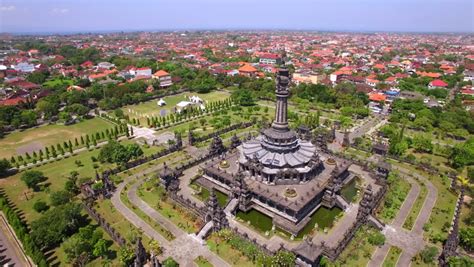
271,63,290,131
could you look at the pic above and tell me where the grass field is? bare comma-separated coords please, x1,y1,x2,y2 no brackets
120,91,231,124
0,117,115,159
382,246,402,267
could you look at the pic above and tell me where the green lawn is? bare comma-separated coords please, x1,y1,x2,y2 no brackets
382,246,402,267
120,91,231,124
0,117,115,159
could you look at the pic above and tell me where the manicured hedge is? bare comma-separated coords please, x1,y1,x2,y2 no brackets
0,195,48,266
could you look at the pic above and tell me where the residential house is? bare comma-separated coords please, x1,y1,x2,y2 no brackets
238,64,258,77
152,70,173,88
428,79,448,89
259,53,282,65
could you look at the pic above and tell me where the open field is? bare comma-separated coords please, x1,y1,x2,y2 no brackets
0,139,161,223
0,117,115,159
120,91,231,124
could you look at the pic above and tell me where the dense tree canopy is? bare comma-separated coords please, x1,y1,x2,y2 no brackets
31,203,84,249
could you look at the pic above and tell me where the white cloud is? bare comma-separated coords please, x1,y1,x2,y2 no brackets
0,5,16,12
51,8,69,14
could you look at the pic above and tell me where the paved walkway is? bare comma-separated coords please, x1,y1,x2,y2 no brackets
368,165,437,267
111,167,230,267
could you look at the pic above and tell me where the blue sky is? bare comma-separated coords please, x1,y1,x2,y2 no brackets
0,0,473,33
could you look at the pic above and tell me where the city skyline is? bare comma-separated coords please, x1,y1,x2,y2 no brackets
0,0,473,34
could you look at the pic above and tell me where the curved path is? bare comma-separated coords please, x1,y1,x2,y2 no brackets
367,165,438,267
111,171,230,267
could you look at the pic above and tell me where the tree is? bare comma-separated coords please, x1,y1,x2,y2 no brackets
126,143,143,159
36,98,59,118
93,239,109,259
31,203,83,249
21,171,47,191
33,201,49,213
62,234,91,264
412,135,434,153
418,246,438,263
451,138,474,168
460,227,474,251
368,231,386,246
118,247,135,266
49,190,72,206
0,158,12,177
27,71,48,84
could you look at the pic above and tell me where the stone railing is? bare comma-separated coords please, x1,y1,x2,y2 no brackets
83,202,127,247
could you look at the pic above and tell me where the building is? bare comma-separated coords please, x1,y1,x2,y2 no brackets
13,62,35,73
202,65,356,236
97,62,115,70
259,53,282,65
238,64,258,77
429,79,448,89
152,70,173,88
292,72,326,85
133,67,152,77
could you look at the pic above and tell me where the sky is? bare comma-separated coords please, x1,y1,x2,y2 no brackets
0,0,473,34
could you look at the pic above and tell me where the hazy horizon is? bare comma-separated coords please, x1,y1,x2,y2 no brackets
1,0,473,34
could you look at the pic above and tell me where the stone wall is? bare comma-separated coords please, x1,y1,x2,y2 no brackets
83,202,127,247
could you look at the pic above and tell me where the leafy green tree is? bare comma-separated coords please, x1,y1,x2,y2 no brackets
93,239,109,259
31,203,84,249
368,231,386,246
27,71,48,84
33,201,49,213
412,135,434,153
21,171,47,191
50,190,72,206
62,234,91,264
0,159,12,177
451,138,474,168
460,227,474,251
118,247,135,266
418,246,438,263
